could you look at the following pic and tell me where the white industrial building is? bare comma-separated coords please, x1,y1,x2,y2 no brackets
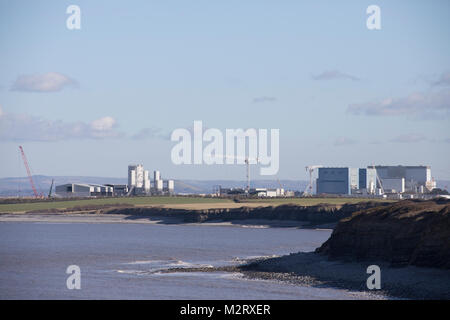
128,164,151,195
163,180,175,194
152,170,174,195
127,166,174,196
55,183,113,197
251,188,285,197
55,164,176,198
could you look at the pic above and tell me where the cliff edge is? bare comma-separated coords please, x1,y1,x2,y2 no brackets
316,198,450,269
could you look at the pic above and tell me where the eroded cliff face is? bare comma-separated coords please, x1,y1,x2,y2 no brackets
103,201,387,225
316,199,450,269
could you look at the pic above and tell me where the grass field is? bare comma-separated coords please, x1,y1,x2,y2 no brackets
0,196,232,213
242,197,394,206
0,196,394,213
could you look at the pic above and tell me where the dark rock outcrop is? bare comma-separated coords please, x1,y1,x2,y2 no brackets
103,201,388,225
316,199,450,269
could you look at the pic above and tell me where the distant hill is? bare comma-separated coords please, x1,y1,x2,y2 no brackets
0,175,308,196
1,175,447,197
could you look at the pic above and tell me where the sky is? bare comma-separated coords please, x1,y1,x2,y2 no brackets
0,0,449,180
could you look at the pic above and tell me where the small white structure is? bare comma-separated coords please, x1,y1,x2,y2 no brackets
251,188,278,197
265,190,278,197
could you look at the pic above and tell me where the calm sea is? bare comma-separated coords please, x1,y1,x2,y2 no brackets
0,222,371,299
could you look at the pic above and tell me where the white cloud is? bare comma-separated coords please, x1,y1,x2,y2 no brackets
11,72,77,92
0,105,3,117
91,116,116,131
312,70,360,81
347,89,450,119
0,113,122,141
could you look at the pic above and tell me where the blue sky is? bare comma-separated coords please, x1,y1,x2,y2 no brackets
0,0,449,180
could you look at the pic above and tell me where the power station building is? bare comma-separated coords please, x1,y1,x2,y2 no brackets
152,170,174,195
375,165,436,193
358,168,377,194
128,164,151,195
127,165,174,195
316,165,436,195
316,167,360,195
55,164,175,198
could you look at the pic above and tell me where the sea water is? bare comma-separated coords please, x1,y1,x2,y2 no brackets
0,222,376,299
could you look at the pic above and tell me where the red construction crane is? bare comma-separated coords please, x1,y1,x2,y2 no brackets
19,146,39,198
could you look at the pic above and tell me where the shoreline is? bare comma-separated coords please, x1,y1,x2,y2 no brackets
153,252,450,300
0,212,335,229
2,200,384,228
237,252,450,300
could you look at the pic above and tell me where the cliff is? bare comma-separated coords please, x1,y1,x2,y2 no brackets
316,199,450,269
102,201,387,225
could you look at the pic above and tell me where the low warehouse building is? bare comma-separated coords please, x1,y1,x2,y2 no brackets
55,183,113,197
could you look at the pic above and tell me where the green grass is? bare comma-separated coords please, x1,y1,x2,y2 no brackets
0,196,232,213
242,197,395,206
0,196,396,213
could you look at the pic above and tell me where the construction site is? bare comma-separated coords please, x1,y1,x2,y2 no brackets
11,145,445,201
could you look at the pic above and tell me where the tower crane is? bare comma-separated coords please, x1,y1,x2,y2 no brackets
206,154,259,193
48,179,54,198
303,165,323,196
19,146,39,198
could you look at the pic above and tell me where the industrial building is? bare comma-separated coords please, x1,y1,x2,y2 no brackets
163,179,175,194
375,165,436,193
127,165,175,196
251,188,285,197
358,168,377,194
54,163,176,198
151,170,174,195
104,184,129,196
316,167,360,195
316,165,436,196
55,183,113,197
216,187,287,197
128,164,151,195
